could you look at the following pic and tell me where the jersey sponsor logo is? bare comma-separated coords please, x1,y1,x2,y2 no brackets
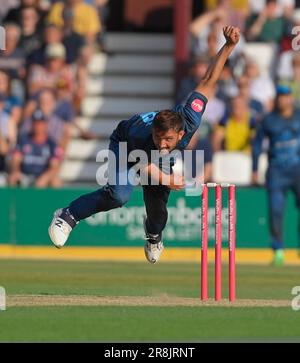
191,99,204,113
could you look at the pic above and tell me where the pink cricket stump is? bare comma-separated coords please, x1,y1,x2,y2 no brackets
229,185,236,302
215,185,222,301
201,185,208,300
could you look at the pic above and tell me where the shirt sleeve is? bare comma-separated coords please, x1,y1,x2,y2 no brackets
173,91,208,134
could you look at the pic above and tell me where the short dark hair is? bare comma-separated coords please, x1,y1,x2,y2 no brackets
153,110,183,133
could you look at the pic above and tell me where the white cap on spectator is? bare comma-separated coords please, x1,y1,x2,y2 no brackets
45,43,66,59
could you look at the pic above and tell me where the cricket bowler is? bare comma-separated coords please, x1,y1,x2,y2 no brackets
49,26,240,263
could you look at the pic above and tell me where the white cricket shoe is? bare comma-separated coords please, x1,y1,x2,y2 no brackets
144,240,164,264
48,209,77,249
143,217,164,264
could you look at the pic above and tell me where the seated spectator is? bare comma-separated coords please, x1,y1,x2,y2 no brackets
8,110,63,188
204,0,249,31
0,23,26,100
61,7,92,65
205,30,218,59
94,0,110,51
28,23,86,66
21,88,73,151
61,8,88,64
190,2,245,58
27,43,75,98
212,95,256,153
216,60,238,103
245,59,276,112
28,42,87,112
176,55,209,104
47,0,101,45
19,6,42,57
201,85,226,135
279,52,300,107
4,0,49,27
235,74,264,122
0,70,22,143
247,0,295,17
245,0,286,43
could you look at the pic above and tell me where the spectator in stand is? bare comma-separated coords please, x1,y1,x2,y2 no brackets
28,42,87,113
212,95,257,153
245,59,276,113
4,0,51,28
94,0,110,51
21,88,73,151
9,109,63,188
0,23,26,100
205,30,218,60
235,74,265,122
0,71,22,144
61,7,89,64
28,43,75,98
201,85,226,139
27,23,62,66
279,52,300,107
215,60,238,103
27,24,89,66
28,23,86,66
245,0,287,43
176,55,209,104
190,28,219,61
249,0,295,18
203,0,249,31
190,1,245,58
4,0,49,28
0,93,15,186
47,0,101,45
19,6,43,57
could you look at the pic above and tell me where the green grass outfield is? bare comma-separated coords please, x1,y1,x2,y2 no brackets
0,260,300,342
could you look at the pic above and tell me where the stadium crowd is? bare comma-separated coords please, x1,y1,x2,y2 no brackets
0,0,108,187
0,0,300,187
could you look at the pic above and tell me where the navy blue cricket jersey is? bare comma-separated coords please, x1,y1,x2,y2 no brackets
252,109,300,171
110,91,208,155
14,134,62,177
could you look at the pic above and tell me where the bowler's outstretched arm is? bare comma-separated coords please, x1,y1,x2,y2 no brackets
196,26,240,99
